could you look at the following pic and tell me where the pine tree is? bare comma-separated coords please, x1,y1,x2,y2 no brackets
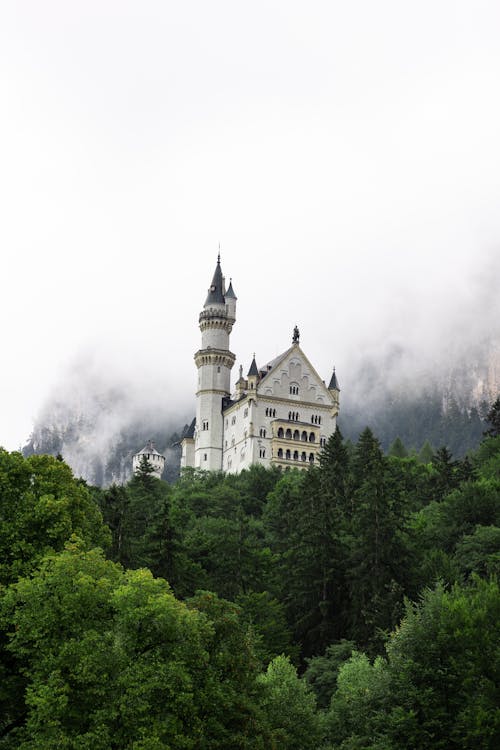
484,396,500,438
388,436,408,458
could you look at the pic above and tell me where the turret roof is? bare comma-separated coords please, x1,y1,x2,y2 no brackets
328,368,340,391
182,418,196,440
247,355,259,377
225,279,237,299
135,440,165,458
204,255,225,306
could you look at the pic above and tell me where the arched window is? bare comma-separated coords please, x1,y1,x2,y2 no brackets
288,411,292,420
318,416,322,425
293,430,300,441
309,432,315,442
260,428,266,437
301,451,307,462
278,427,284,438
286,449,291,460
293,450,299,461
285,428,292,439
309,453,314,463
273,409,277,417
278,448,283,458
301,431,308,441
259,448,266,458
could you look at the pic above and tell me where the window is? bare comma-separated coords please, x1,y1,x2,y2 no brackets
278,448,283,458
278,427,284,438
309,432,315,443
259,448,266,458
203,453,207,461
293,430,300,441
231,416,236,425
285,428,292,439
202,420,209,431
290,383,299,395
285,449,291,460
293,450,299,460
260,427,266,437
301,430,308,441
301,451,307,462
217,366,221,373
309,453,314,463
320,437,326,447
244,408,248,418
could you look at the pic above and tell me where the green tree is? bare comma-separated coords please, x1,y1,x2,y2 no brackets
257,655,323,750
385,579,500,749
0,545,264,749
388,436,408,458
304,640,356,709
418,440,435,464
0,449,109,586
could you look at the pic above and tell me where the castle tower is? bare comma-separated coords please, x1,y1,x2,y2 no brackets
133,440,165,479
193,255,236,469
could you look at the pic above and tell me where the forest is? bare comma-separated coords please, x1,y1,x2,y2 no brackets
1,401,500,748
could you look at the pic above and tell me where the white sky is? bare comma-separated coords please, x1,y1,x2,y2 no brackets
1,1,500,449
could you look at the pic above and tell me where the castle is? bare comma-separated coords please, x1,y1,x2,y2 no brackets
180,257,340,473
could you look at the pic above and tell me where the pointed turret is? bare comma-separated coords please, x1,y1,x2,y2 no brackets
225,279,237,299
247,355,259,377
204,255,225,306
247,354,259,391
225,277,237,321
328,367,340,391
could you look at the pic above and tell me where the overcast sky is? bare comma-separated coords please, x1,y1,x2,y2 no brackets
1,1,500,450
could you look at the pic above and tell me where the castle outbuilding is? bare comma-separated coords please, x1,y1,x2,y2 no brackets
181,257,340,473
133,440,165,478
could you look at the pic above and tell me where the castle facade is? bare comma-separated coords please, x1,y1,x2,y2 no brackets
180,257,340,473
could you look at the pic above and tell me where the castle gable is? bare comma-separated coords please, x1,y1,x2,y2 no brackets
257,345,333,405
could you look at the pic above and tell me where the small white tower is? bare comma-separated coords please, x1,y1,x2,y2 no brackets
133,440,165,479
193,255,236,470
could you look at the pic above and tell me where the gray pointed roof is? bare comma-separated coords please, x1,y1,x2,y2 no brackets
328,368,340,390
247,355,259,377
182,418,196,440
204,256,225,306
136,440,165,458
225,279,237,299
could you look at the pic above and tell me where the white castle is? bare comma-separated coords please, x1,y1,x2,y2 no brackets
180,256,340,473
133,440,166,479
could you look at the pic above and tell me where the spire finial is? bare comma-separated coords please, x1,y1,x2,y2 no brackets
218,243,221,264
292,325,300,344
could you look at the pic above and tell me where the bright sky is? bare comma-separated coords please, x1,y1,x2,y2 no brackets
1,1,500,449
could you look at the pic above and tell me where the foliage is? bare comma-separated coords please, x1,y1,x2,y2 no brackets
0,449,110,586
257,655,323,750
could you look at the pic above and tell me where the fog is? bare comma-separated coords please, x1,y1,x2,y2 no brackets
1,1,500,451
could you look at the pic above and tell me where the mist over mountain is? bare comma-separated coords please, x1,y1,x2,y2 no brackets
23,351,189,486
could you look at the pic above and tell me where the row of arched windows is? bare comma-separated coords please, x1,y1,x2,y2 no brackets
260,428,266,437
311,414,322,425
289,385,299,395
277,427,316,442
277,448,315,463
288,411,300,421
265,408,277,417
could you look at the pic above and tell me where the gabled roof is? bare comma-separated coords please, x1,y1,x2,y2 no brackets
204,256,225,306
257,343,335,405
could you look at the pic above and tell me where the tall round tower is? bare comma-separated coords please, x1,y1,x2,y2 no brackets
194,255,236,469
